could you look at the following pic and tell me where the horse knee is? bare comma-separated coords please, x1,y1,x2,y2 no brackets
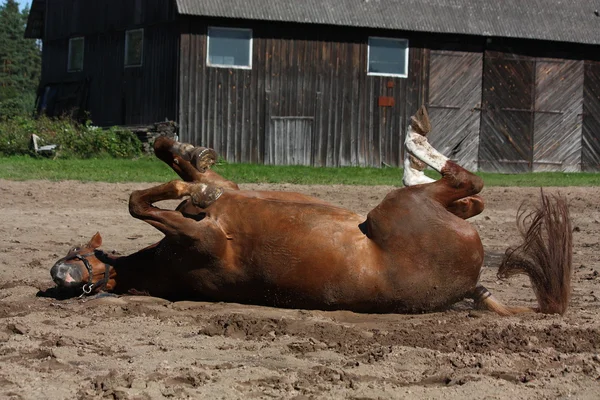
129,191,146,219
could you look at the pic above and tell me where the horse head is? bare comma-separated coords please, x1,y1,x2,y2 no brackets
50,232,115,295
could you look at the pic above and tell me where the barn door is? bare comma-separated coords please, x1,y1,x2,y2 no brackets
533,59,584,172
264,116,314,165
582,61,600,171
479,52,535,172
427,50,482,171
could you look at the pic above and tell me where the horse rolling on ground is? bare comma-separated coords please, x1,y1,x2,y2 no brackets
50,107,573,316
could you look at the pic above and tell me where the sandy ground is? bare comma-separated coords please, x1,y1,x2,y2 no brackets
1,179,599,399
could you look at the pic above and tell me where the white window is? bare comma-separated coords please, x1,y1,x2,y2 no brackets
67,37,84,72
367,37,409,78
125,29,144,67
207,26,252,69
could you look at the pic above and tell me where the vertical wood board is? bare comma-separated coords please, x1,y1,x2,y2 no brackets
427,50,482,171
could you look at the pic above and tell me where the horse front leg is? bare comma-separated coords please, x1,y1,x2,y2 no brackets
129,180,224,236
153,136,239,190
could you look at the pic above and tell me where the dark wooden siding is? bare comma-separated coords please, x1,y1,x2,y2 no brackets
40,0,178,126
179,18,426,167
45,0,176,40
582,61,600,171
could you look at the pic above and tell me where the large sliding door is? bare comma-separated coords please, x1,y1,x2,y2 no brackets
427,50,482,171
479,51,535,172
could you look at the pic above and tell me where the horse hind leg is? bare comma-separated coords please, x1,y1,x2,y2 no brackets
445,195,485,220
469,284,535,316
403,106,484,218
402,153,435,186
404,106,450,173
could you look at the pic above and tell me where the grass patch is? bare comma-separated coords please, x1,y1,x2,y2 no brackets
0,156,177,182
0,156,599,186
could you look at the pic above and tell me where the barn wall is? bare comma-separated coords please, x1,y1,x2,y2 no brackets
44,0,177,40
179,19,600,171
36,3,600,171
39,0,178,126
179,17,427,167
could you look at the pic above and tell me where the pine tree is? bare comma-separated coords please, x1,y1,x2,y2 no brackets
0,0,41,103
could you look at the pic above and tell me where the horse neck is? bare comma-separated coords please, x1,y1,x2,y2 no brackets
99,243,162,294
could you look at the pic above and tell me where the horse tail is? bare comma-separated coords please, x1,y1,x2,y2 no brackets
472,190,573,316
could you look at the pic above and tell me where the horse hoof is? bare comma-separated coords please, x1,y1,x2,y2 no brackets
191,147,217,173
189,183,224,208
410,105,431,137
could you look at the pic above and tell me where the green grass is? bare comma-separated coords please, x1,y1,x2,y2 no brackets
0,156,599,186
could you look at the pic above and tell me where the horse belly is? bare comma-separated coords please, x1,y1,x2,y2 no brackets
207,200,385,309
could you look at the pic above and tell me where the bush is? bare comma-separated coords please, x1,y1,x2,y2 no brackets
0,115,143,158
0,92,37,121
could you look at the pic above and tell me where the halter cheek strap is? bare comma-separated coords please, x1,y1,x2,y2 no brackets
65,252,111,296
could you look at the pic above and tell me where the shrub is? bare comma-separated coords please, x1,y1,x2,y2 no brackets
0,93,37,121
0,115,143,158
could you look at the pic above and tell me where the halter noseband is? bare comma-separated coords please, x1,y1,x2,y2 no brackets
65,251,111,296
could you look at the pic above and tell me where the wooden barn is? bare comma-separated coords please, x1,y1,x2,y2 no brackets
25,0,600,172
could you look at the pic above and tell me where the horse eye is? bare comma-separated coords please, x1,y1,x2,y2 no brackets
71,247,80,252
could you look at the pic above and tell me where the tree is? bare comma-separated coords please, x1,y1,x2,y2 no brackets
0,0,41,116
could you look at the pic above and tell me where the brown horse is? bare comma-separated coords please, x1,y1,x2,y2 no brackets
50,107,573,315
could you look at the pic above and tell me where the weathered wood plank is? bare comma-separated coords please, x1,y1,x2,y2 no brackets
479,51,535,172
582,61,600,171
427,50,482,171
533,59,583,172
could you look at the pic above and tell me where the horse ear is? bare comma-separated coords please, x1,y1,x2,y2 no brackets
87,232,103,249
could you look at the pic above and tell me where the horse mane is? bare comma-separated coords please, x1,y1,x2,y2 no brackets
94,249,119,264
498,189,573,315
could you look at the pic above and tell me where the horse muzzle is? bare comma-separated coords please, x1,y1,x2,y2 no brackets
51,262,84,288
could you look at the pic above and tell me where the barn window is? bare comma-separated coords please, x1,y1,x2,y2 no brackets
125,29,144,67
67,37,84,72
367,37,409,78
207,27,252,69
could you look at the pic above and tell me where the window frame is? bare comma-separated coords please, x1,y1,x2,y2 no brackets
125,28,144,68
367,36,409,78
67,36,85,72
206,26,253,70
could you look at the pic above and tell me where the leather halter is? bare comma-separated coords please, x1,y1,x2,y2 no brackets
64,251,111,296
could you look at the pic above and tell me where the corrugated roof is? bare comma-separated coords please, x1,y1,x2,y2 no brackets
175,0,600,45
